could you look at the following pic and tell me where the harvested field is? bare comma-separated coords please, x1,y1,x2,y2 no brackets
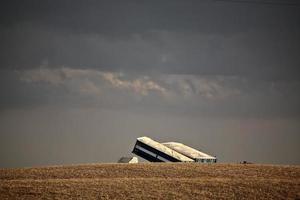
0,163,299,199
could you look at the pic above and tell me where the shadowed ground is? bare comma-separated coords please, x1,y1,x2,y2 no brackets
0,163,299,199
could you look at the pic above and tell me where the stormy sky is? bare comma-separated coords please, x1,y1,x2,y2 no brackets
0,0,299,167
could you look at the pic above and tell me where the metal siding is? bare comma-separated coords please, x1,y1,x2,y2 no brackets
132,140,181,162
132,147,162,162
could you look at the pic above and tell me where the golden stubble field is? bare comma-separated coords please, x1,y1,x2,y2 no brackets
0,163,299,199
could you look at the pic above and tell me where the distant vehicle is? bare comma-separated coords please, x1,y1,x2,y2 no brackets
132,136,217,163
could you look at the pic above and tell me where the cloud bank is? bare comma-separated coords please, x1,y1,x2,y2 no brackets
18,67,243,100
11,67,298,118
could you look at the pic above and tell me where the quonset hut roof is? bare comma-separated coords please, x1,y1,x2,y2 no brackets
136,137,194,162
162,142,216,160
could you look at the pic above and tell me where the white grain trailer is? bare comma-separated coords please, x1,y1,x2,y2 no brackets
132,137,194,162
132,136,217,163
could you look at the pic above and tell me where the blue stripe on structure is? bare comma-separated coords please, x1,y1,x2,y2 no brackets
132,147,162,162
133,140,181,162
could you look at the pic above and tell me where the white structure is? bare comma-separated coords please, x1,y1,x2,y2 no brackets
118,156,138,163
132,137,194,162
163,142,217,163
132,136,216,163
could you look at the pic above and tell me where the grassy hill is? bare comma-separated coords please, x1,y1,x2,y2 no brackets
0,163,299,199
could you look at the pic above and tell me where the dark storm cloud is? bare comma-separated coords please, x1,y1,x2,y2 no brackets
1,0,299,35
0,0,300,80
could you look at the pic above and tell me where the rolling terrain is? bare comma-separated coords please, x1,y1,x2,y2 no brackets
0,163,299,199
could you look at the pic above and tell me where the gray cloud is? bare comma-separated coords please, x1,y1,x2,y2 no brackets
101,72,167,96
1,0,299,35
162,74,241,100
17,67,242,101
0,0,299,80
2,27,299,80
8,67,298,118
18,67,167,97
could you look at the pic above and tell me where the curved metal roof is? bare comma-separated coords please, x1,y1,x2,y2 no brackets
162,142,216,160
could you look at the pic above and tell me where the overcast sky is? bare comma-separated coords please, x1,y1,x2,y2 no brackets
0,0,299,168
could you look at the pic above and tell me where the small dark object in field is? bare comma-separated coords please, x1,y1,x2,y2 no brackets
241,161,253,164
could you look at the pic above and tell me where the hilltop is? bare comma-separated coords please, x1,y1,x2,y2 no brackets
0,163,299,199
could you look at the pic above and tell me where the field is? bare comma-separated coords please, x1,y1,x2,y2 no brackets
0,163,299,199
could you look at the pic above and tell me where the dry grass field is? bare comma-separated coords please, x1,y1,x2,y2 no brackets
0,163,299,199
